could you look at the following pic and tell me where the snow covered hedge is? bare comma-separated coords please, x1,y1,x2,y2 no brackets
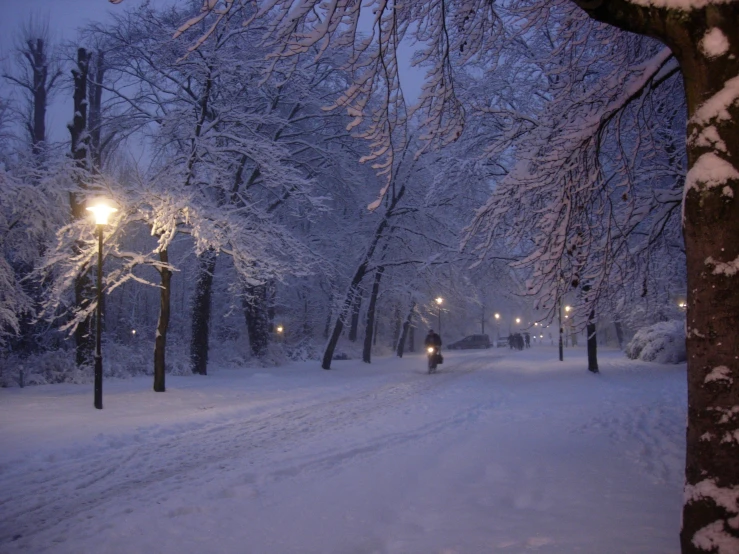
625,320,686,364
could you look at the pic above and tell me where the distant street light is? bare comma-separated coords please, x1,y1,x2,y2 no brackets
494,313,500,345
678,301,687,309
435,297,443,337
86,198,117,410
276,325,284,333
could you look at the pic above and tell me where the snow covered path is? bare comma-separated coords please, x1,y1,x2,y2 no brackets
0,346,685,553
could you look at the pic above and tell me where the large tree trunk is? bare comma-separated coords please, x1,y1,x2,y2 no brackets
68,48,94,368
153,249,171,393
243,280,275,358
396,302,416,358
362,267,385,363
572,3,739,552
189,249,217,375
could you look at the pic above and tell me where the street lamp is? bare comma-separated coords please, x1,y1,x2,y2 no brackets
494,313,500,346
86,198,117,410
435,297,443,337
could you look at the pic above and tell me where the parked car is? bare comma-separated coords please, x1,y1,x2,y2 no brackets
447,334,491,350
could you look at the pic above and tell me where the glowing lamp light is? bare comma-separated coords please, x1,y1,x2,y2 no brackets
565,305,571,312
276,325,284,333
131,329,136,335
427,346,435,354
435,297,443,305
515,318,521,324
678,301,687,309
86,199,118,225
494,313,500,320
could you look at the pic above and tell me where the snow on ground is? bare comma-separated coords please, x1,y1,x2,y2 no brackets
0,345,686,554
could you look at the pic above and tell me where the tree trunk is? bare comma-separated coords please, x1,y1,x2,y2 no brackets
408,325,415,353
396,302,416,358
678,19,739,551
392,303,401,348
88,50,106,170
587,310,598,374
153,249,171,393
30,38,47,158
571,3,739,551
68,48,93,368
347,290,362,342
243,280,275,358
189,249,217,375
362,268,385,363
614,320,625,350
321,181,407,369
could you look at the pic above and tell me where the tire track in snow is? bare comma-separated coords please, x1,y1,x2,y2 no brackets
0,354,502,549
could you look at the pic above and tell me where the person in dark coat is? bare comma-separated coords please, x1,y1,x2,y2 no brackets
424,329,442,348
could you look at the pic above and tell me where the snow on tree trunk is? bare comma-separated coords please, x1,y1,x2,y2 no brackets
362,267,384,364
572,3,739,551
153,248,171,393
189,249,217,375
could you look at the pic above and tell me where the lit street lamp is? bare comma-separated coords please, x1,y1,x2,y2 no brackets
435,297,443,337
494,313,500,346
87,199,117,410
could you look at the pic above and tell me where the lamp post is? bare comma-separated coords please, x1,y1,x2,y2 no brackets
494,313,500,346
275,324,284,343
86,199,117,410
558,298,564,361
435,297,443,337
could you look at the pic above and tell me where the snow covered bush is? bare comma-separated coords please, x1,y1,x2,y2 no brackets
625,320,686,364
0,350,86,387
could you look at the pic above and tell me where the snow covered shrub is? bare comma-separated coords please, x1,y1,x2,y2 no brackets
105,341,152,378
285,338,320,361
0,350,86,387
625,320,686,364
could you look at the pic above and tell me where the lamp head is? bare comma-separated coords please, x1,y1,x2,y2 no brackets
435,297,443,305
86,198,118,226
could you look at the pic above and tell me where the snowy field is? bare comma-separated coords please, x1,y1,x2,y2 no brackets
0,345,686,554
